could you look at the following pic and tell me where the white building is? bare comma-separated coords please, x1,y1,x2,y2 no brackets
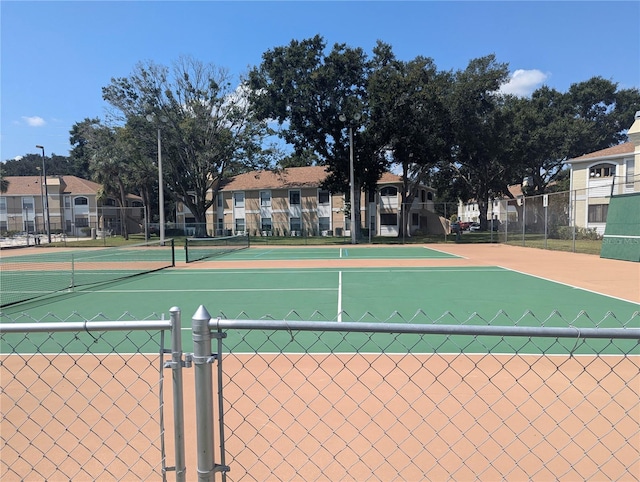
457,185,521,225
564,112,640,234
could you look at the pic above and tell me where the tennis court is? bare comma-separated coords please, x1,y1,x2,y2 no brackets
1,243,638,353
1,242,639,481
192,244,459,261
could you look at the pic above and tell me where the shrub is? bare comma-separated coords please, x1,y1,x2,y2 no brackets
553,225,602,240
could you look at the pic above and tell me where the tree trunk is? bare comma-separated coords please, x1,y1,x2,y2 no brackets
118,180,129,240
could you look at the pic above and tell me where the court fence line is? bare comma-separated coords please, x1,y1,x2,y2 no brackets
1,307,639,481
0,310,187,482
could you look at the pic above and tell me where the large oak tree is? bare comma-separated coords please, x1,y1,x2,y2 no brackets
102,56,272,234
248,35,384,239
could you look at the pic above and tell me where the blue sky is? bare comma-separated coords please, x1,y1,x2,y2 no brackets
2,1,639,162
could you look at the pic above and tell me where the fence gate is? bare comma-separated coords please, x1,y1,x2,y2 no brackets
0,310,187,482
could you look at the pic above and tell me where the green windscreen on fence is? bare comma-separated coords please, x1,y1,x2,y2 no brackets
600,192,640,262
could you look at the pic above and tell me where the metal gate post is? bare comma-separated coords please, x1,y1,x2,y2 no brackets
192,305,215,482
170,307,187,482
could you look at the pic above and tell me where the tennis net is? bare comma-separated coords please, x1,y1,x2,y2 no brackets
184,234,250,263
0,239,175,307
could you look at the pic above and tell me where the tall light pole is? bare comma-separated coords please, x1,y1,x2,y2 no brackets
36,166,44,236
35,145,51,243
339,113,361,244
146,114,168,245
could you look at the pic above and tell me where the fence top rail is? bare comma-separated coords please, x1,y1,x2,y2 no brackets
0,319,172,334
211,318,640,341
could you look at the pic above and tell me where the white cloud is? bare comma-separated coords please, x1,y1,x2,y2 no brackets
499,69,549,97
22,116,46,127
13,156,23,161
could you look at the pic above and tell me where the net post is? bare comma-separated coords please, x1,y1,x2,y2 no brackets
171,238,176,267
70,253,75,292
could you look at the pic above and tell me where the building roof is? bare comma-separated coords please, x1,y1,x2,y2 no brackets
1,175,141,202
220,166,409,192
2,176,46,196
378,172,404,184
57,176,103,195
568,142,634,163
1,175,102,196
220,166,329,191
507,184,524,198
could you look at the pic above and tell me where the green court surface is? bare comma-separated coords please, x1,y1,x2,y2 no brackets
207,245,459,261
2,263,638,355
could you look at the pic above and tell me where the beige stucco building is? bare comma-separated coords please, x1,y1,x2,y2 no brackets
176,166,446,237
0,175,144,238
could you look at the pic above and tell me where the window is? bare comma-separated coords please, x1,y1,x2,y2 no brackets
411,213,419,225
319,216,330,232
261,217,272,232
22,198,34,211
380,186,397,197
0,221,7,232
318,190,329,204
290,217,301,232
217,195,223,208
627,159,635,186
260,191,271,207
588,204,608,223
0,197,6,212
75,216,89,227
289,190,301,206
104,198,117,206
380,213,397,226
235,218,245,233
64,196,71,208
589,163,616,178
233,192,245,208
74,197,88,206
421,190,426,203
427,192,434,201
368,191,376,203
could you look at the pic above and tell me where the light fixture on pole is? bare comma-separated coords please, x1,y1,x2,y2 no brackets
146,114,169,245
339,113,361,244
35,145,51,243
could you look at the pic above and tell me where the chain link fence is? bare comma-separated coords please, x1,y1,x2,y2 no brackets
492,189,607,253
2,308,639,481
1,206,150,247
208,311,640,482
0,310,186,482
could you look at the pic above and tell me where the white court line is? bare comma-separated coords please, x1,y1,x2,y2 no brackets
254,249,274,257
88,287,337,293
9,351,637,357
164,267,504,275
421,245,467,259
603,234,640,238
496,265,640,305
